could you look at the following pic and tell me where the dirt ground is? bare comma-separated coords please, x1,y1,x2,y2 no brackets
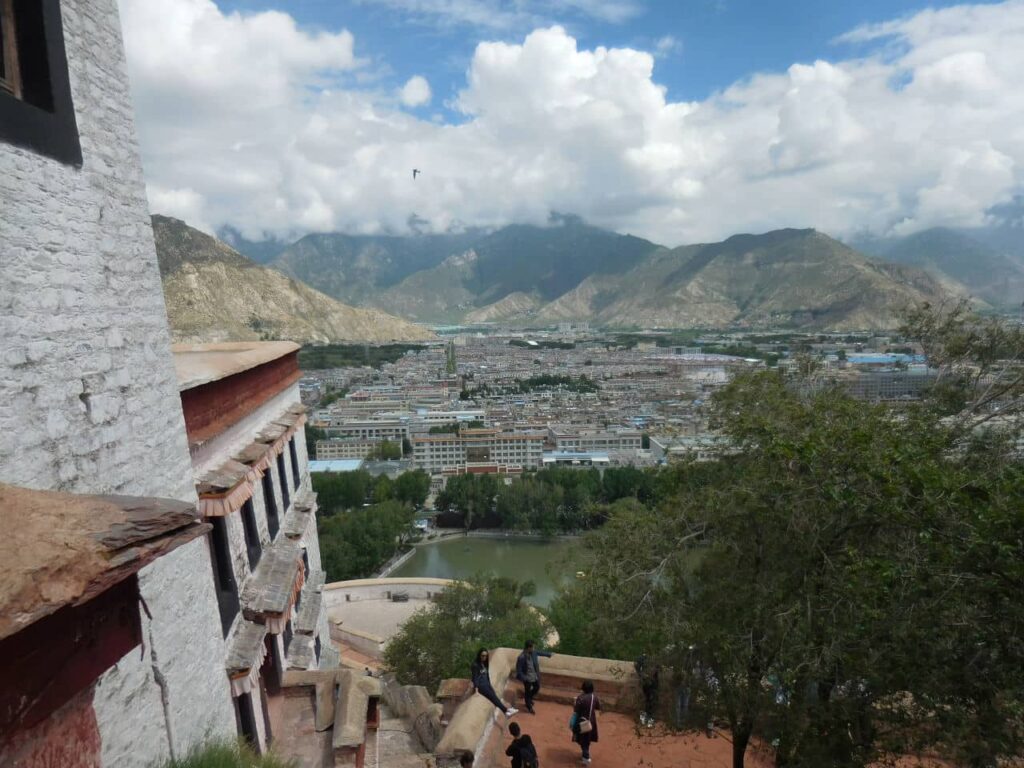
485,699,774,768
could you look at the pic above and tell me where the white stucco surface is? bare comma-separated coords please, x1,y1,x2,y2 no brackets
0,0,235,763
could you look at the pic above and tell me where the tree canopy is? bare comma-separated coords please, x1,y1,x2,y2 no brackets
383,576,549,692
549,306,1024,767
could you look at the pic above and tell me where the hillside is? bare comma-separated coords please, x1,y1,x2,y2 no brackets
538,229,972,330
272,230,480,306
271,214,661,320
851,227,1024,307
152,216,435,344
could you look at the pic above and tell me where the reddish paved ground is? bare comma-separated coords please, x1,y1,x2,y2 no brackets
487,700,773,768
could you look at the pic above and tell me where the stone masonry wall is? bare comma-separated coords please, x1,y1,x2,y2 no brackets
0,0,234,764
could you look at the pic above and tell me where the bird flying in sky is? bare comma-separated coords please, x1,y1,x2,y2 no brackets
412,169,420,179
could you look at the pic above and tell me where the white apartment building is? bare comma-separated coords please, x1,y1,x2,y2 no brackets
323,418,410,442
547,426,644,453
316,438,380,460
412,429,545,474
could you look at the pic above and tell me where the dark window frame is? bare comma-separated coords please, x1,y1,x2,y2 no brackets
277,451,290,511
240,499,262,571
288,437,301,488
208,516,240,638
234,692,259,752
0,0,81,166
261,470,279,540
283,620,293,656
1,0,23,98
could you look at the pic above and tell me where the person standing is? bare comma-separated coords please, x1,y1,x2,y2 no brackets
471,648,518,717
506,722,525,768
516,640,553,714
572,680,600,765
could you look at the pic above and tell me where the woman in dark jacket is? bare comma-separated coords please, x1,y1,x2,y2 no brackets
572,680,600,764
471,648,518,717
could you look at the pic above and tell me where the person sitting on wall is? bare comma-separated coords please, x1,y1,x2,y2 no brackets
471,648,518,718
516,639,553,714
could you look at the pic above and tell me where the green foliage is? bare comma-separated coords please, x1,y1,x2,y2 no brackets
312,470,370,515
318,500,415,581
699,343,781,366
515,374,599,394
319,387,349,407
383,577,548,691
373,440,403,460
428,420,484,433
299,343,426,370
394,470,431,508
163,742,294,768
305,425,327,460
552,365,1024,767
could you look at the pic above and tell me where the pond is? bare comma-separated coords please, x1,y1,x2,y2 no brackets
389,535,579,608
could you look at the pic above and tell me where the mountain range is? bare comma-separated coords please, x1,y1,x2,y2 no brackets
219,215,984,330
157,212,1024,335
849,226,1024,308
153,216,434,344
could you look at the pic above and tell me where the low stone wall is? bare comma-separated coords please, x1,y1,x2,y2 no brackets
323,576,453,603
434,649,641,760
330,622,386,658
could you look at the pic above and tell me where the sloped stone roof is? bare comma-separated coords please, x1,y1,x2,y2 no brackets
0,484,207,641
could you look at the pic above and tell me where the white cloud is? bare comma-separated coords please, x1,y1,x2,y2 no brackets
653,35,681,58
120,0,1024,245
399,75,432,107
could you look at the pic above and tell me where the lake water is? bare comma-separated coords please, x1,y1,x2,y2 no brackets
389,535,578,608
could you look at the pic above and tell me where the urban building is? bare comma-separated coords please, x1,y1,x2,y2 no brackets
0,3,332,764
411,428,545,473
546,425,643,453
175,342,333,755
316,438,381,460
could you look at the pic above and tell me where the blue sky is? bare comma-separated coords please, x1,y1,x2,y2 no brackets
216,0,990,110
122,0,1024,243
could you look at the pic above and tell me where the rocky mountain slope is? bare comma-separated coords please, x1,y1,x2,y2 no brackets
851,227,1024,307
535,229,971,330
271,214,660,320
225,215,977,330
153,216,434,344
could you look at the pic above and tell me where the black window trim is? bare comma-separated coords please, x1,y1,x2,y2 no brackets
208,516,240,639
288,437,301,488
262,470,279,540
277,451,290,511
240,499,262,571
0,0,81,166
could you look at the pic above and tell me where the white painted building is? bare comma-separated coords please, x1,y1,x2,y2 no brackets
0,3,330,765
411,428,545,474
0,0,236,764
175,342,334,755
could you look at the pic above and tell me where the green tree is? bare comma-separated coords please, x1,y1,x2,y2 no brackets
311,470,370,515
373,440,402,460
318,500,415,580
394,470,431,508
554,361,1024,767
304,425,327,460
372,474,394,502
383,577,548,691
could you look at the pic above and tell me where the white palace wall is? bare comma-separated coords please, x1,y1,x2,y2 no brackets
0,0,234,764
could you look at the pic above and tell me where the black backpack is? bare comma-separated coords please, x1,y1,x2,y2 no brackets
519,742,539,768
